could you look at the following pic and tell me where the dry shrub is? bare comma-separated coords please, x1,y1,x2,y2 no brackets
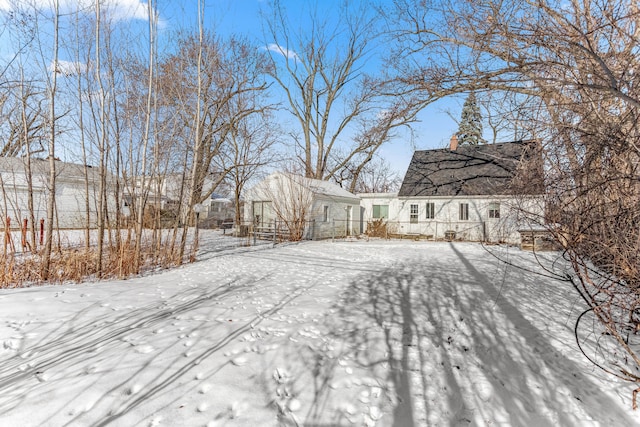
0,242,184,288
366,219,388,238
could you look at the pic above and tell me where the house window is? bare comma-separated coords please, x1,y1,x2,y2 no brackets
459,203,469,221
489,202,500,219
373,204,389,219
410,204,418,223
425,202,435,219
323,205,329,222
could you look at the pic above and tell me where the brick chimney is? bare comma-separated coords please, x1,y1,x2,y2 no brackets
450,134,459,151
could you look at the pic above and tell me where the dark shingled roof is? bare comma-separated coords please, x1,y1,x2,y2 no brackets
398,141,539,197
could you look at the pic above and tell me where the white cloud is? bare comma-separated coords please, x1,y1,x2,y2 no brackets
49,59,88,76
99,0,148,21
0,0,149,22
265,43,299,61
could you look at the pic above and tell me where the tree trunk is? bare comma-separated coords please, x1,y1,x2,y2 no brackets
41,0,60,280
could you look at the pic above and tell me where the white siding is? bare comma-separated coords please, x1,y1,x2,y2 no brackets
359,193,403,235
308,197,361,239
357,192,545,244
245,173,361,239
0,159,117,229
391,196,544,243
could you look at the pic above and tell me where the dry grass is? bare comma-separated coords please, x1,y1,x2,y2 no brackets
0,242,184,288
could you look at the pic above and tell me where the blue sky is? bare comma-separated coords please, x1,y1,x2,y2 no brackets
174,0,462,175
0,0,462,176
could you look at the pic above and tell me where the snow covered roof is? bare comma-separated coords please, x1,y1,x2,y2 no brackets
210,193,232,203
305,178,359,200
274,172,360,201
358,192,398,199
0,156,105,183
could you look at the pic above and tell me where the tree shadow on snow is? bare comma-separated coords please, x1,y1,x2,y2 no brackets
317,243,637,427
0,272,303,426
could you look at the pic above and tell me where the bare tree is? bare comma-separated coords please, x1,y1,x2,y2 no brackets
0,83,45,157
41,0,60,280
263,0,419,183
125,0,158,273
348,156,401,193
93,0,109,275
217,108,279,227
142,29,271,261
475,91,538,144
391,0,640,404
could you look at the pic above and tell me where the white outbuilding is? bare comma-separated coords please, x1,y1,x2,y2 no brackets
244,172,361,240
0,157,117,230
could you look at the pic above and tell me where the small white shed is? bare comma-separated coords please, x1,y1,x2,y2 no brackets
244,172,361,240
0,157,117,229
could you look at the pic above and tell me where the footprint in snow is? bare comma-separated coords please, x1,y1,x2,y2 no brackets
473,378,494,402
147,415,162,427
231,356,248,366
35,371,49,382
287,398,301,412
368,406,382,421
3,339,20,351
134,345,155,354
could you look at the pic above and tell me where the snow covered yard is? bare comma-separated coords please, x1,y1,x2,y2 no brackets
0,235,638,426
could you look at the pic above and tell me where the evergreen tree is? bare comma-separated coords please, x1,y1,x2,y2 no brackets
457,92,485,145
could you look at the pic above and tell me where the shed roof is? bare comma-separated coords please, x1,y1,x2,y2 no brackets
305,176,359,200
398,141,541,197
269,172,359,201
0,157,104,182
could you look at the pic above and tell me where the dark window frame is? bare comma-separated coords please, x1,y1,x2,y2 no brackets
459,203,469,221
425,202,435,219
488,202,500,219
410,204,419,223
373,204,389,219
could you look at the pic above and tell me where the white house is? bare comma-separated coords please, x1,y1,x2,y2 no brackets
244,172,361,240
358,192,400,235
206,193,235,224
125,172,222,208
360,139,545,243
0,157,117,229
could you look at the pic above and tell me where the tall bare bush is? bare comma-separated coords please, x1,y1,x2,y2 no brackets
251,173,314,241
